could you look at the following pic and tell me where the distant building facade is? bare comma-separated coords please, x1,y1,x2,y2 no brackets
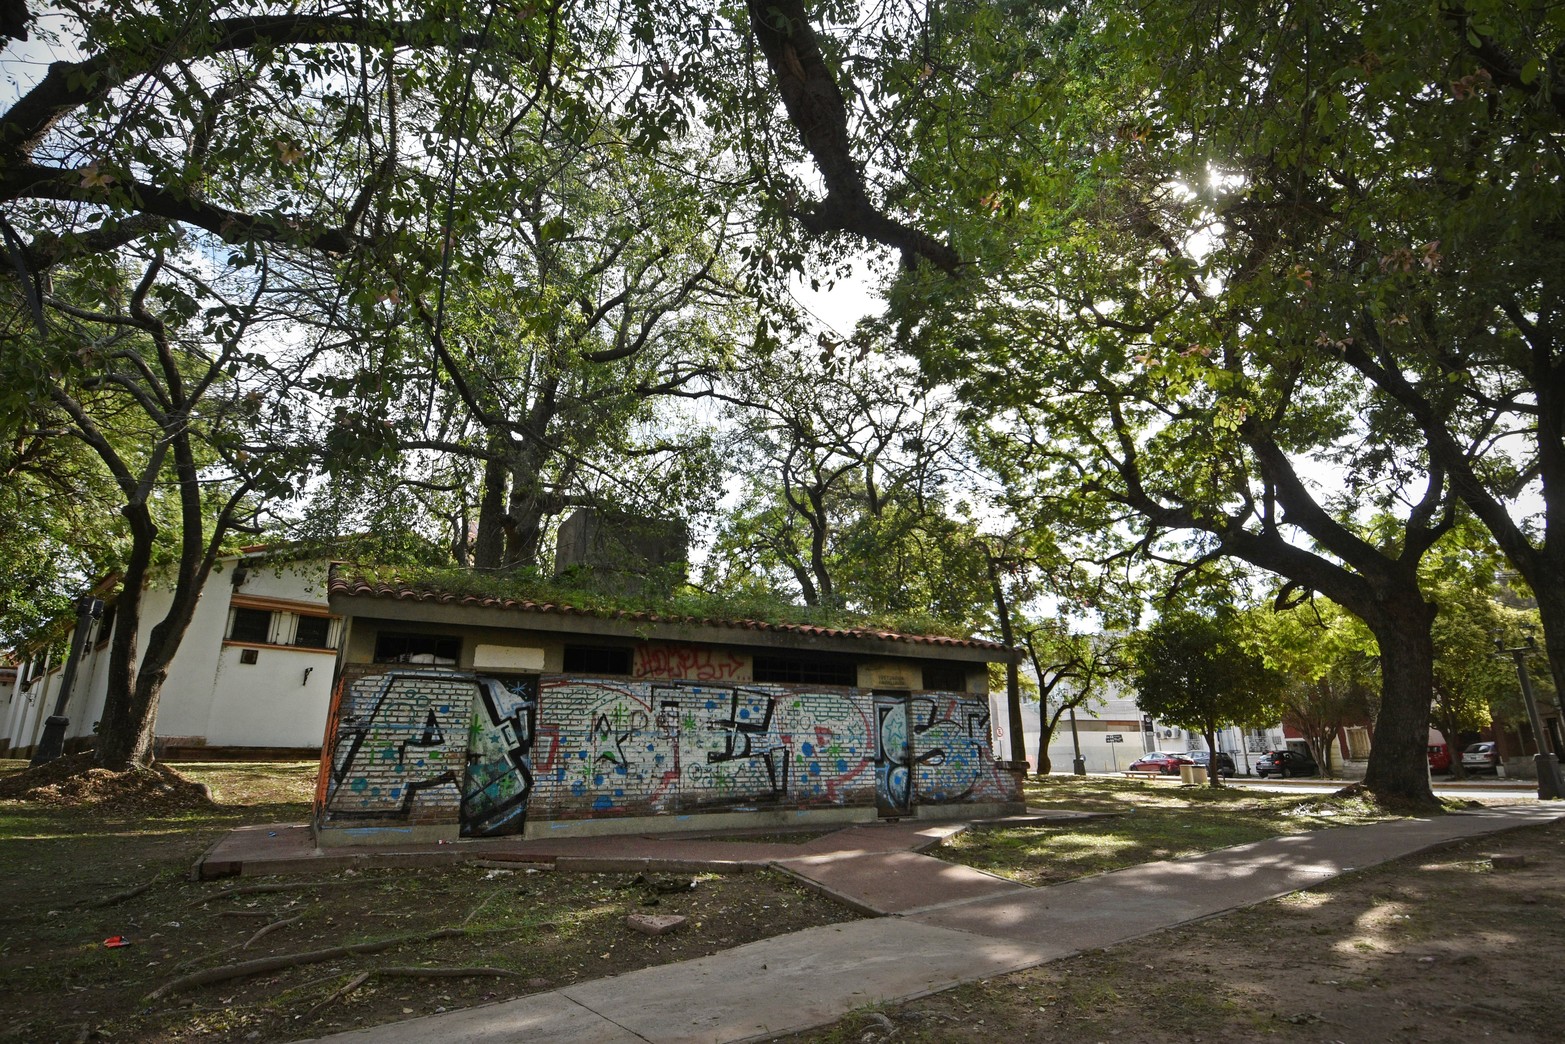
1,552,339,760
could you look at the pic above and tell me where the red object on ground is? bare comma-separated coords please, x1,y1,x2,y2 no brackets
102,936,130,948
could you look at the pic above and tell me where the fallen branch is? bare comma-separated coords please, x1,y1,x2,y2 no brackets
371,966,518,979
242,915,302,949
86,877,159,908
218,910,275,919
186,879,369,907
148,927,466,1000
304,971,370,1019
301,965,517,1020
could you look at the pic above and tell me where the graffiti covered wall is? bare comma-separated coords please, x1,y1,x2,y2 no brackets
318,667,1016,839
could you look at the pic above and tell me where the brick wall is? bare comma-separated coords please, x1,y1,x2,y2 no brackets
318,666,1017,837
321,666,475,823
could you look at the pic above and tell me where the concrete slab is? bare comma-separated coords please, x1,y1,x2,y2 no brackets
297,989,645,1044
905,805,1565,947
775,850,1026,915
558,919,1049,1044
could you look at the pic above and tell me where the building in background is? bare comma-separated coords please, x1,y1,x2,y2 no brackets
1,550,338,760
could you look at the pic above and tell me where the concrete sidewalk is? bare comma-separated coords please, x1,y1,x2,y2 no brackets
294,803,1562,1044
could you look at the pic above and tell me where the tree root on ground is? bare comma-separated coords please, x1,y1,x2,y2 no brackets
147,927,466,1000
242,914,301,949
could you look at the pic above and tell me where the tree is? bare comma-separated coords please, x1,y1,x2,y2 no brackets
0,429,127,649
869,0,1475,805
707,346,987,621
1,252,311,768
1132,610,1284,787
1252,600,1378,779
1019,620,1122,775
1081,0,1565,765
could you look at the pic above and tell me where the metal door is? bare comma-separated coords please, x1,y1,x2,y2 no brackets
873,691,912,817
460,675,537,837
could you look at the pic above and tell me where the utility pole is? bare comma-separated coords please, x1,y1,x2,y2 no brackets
30,596,103,767
1495,635,1563,800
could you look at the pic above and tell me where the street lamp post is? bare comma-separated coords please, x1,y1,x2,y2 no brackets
1495,636,1563,801
1068,705,1086,775
29,595,103,768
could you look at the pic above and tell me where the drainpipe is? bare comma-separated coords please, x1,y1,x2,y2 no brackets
29,596,103,767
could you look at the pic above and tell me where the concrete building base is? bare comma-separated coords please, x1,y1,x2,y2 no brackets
913,800,1025,822
314,821,460,848
521,805,876,839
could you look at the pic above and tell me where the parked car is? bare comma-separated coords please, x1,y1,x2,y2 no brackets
1127,751,1194,776
1462,741,1501,774
1255,749,1319,779
1428,743,1452,774
1179,750,1236,778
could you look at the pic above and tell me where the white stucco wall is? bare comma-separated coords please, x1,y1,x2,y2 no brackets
2,555,337,754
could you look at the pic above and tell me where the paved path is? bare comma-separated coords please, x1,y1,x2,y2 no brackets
287,803,1562,1044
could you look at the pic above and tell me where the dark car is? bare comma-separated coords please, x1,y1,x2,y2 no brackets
1127,751,1194,776
1179,750,1236,778
1255,749,1318,779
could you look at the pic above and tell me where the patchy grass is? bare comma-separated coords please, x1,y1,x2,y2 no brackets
0,761,858,1044
935,776,1408,885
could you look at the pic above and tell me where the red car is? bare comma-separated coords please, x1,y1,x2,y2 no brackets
1428,743,1452,774
1127,751,1194,776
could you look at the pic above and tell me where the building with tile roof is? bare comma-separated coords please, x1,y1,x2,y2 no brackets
315,565,1021,845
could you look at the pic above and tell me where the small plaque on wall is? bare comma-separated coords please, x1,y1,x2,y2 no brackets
472,644,546,672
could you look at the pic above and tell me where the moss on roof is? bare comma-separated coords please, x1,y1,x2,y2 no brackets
332,563,992,644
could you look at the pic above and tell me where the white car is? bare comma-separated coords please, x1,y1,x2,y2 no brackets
1461,741,1500,774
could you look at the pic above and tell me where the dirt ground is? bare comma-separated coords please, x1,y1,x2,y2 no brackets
0,761,858,1043
786,818,1565,1043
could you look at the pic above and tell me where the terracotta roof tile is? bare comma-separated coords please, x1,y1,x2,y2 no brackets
327,570,1006,652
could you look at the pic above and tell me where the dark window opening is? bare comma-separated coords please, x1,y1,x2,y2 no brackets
229,607,273,644
96,603,117,646
239,648,259,665
920,664,968,692
292,615,333,649
562,645,633,675
751,653,856,687
373,631,461,665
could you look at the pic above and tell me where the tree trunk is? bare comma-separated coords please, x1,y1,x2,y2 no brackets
986,555,1025,765
503,469,546,568
471,450,508,569
1533,579,1565,728
1204,726,1222,787
95,519,154,770
1361,597,1439,805
1035,712,1055,775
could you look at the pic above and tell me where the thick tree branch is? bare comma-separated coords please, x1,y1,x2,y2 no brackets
2,164,357,254
745,0,961,273
0,15,495,158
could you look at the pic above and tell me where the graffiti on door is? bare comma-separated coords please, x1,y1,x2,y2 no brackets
459,675,537,837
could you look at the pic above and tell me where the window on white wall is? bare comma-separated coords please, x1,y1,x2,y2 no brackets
292,615,333,649
228,608,273,644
